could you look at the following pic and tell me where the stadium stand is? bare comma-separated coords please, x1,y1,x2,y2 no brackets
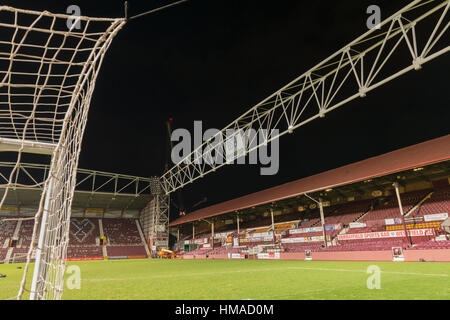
11,248,29,263
0,217,148,262
273,221,297,231
408,186,450,217
282,242,323,252
17,220,34,248
324,199,372,225
172,135,450,261
0,248,7,261
103,218,142,245
69,218,100,245
106,245,147,257
0,220,16,247
178,185,449,258
1,136,448,262
409,240,450,250
322,239,407,252
67,246,103,258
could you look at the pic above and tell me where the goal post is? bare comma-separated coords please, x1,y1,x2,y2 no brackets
0,6,125,299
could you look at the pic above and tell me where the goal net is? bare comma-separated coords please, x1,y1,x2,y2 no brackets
0,6,125,299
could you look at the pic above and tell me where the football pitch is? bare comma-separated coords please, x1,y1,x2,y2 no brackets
0,259,449,300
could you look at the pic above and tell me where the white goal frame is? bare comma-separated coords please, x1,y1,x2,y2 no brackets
0,6,125,300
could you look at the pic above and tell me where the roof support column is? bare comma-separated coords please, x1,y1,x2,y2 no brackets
393,182,412,246
270,207,275,244
318,198,327,248
211,221,214,250
192,222,195,240
305,193,327,248
236,211,240,235
270,207,274,229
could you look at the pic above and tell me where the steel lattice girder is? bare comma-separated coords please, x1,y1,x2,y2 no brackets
140,194,170,241
0,162,153,197
160,0,450,195
152,194,170,237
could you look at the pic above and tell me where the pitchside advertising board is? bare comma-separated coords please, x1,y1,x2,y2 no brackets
289,227,322,234
228,252,281,260
185,238,209,245
423,213,448,222
66,257,104,261
289,224,340,234
248,231,273,238
385,218,403,225
385,213,448,225
337,228,434,241
244,236,274,242
213,232,232,239
281,235,330,243
349,222,366,228
257,252,280,260
235,232,274,244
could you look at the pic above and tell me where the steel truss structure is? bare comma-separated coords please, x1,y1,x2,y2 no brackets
0,162,153,196
140,193,170,252
161,0,450,195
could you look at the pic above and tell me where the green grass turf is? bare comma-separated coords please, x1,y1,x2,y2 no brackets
0,259,449,300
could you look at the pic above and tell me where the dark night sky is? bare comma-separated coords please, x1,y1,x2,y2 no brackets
6,0,450,217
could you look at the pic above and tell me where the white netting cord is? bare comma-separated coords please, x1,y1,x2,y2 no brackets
0,6,125,299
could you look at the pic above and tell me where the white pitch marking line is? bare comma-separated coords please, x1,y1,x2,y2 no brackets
85,267,293,282
287,266,449,277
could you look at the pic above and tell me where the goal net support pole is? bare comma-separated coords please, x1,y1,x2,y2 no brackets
29,173,55,300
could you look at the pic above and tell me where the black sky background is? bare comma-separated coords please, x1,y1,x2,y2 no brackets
5,0,450,217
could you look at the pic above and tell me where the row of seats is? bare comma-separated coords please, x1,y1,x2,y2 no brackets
282,242,323,252
0,217,148,261
322,239,406,252
185,230,448,256
106,245,147,257
0,218,144,247
70,219,99,245
67,246,103,258
102,219,142,245
0,220,16,244
17,220,34,247
0,248,7,262
409,186,450,217
409,240,450,250
182,186,449,256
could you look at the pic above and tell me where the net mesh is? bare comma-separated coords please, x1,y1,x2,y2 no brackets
0,6,125,299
